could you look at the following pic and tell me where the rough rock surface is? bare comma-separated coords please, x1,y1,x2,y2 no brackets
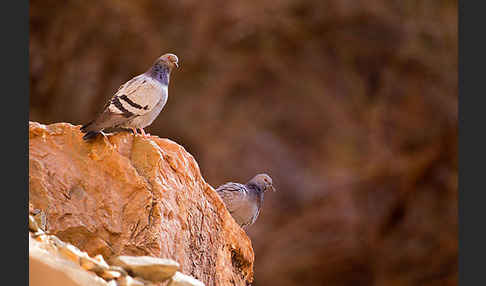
30,233,109,286
29,121,254,286
111,256,179,282
169,272,206,286
29,217,205,286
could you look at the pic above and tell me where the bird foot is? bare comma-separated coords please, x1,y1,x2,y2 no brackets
140,129,150,138
100,131,108,139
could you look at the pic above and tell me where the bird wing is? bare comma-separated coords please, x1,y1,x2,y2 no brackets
106,75,165,117
216,182,253,225
215,183,248,213
216,183,261,227
82,75,165,132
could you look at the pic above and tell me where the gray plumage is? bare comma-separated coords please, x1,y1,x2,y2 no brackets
81,53,179,140
216,174,275,228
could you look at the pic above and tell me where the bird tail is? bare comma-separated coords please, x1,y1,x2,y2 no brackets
82,131,100,140
80,121,100,140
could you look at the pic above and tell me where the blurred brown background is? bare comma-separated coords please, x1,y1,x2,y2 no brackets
29,0,458,285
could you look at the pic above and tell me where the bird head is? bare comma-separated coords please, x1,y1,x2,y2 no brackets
156,53,179,69
250,173,276,193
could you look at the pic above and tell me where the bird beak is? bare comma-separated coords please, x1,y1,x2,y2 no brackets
174,62,179,68
269,185,276,192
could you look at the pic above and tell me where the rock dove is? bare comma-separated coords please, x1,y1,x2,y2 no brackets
216,174,275,228
80,53,179,140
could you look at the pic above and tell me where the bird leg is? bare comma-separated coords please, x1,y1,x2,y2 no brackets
100,131,108,139
140,128,150,138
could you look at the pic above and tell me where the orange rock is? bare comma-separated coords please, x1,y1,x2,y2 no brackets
29,121,254,286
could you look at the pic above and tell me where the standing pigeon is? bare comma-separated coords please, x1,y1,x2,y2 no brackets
216,174,275,228
80,53,179,140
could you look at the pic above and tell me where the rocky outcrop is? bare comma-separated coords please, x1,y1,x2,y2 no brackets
30,231,109,286
29,121,254,286
29,215,205,286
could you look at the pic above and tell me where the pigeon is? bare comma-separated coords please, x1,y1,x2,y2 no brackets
80,53,179,140
216,174,275,228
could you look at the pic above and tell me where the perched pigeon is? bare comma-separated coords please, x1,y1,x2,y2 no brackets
216,174,275,228
80,53,179,140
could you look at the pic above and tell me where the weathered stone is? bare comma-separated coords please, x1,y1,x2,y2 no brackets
58,242,84,264
35,233,49,243
31,234,59,254
48,235,67,248
29,122,255,285
30,235,109,286
112,255,179,282
80,255,109,273
30,213,202,286
117,276,146,286
99,270,122,280
168,272,205,286
94,254,109,266
108,266,129,276
29,215,40,232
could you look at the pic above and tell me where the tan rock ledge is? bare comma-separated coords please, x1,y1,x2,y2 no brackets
111,255,179,282
169,271,206,286
29,121,254,285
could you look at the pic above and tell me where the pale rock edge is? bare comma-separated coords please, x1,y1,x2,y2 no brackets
29,215,205,286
